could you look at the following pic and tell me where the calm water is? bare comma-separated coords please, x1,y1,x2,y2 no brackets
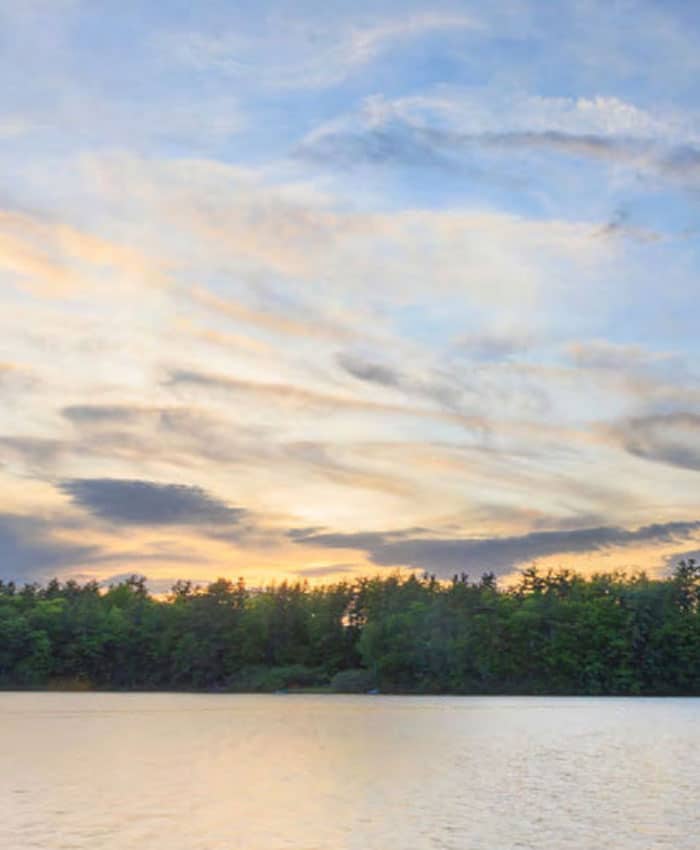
0,694,698,850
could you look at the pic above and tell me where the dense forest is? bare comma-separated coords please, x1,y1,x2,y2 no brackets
1,561,700,695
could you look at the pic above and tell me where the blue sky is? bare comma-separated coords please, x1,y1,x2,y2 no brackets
1,0,699,588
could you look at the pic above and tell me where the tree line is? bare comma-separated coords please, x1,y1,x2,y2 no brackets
1,560,699,695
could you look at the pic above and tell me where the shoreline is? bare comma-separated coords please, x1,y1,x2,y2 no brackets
3,685,700,698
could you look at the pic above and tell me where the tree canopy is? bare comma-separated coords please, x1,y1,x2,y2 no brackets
1,561,699,695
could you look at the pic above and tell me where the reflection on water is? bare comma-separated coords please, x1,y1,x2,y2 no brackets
0,693,698,849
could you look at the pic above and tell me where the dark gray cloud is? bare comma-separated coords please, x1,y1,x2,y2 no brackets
296,124,640,169
336,351,468,413
612,413,700,472
59,478,245,527
287,526,325,540
336,352,402,387
0,512,100,583
480,130,650,164
297,122,700,186
291,529,388,550
62,405,148,424
292,520,700,577
0,436,65,468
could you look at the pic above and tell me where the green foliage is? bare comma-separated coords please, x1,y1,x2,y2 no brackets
1,564,699,694
330,668,377,693
227,664,328,692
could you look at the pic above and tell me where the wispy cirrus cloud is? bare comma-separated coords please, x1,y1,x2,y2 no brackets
163,12,480,90
0,209,167,296
164,366,489,433
186,285,358,342
296,89,700,190
25,151,614,321
565,339,680,372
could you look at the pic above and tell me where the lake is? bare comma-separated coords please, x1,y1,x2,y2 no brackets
0,693,697,849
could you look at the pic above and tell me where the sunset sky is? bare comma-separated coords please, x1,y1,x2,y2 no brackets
1,0,699,590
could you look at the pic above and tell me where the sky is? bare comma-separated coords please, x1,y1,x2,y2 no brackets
1,0,699,590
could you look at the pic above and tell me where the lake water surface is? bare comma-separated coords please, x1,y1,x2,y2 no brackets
0,693,697,849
